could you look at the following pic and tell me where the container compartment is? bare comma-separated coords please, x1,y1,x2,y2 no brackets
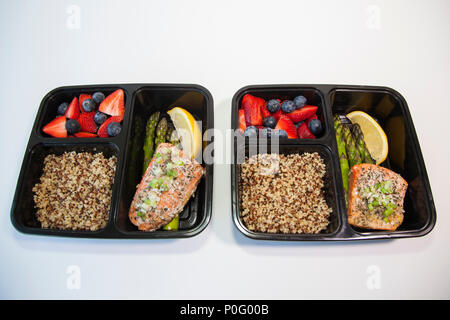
11,143,120,237
36,85,130,139
232,85,330,140
232,143,341,240
116,85,213,238
330,88,436,236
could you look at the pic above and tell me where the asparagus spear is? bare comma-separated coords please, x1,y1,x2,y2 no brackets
166,127,174,144
167,127,180,146
343,124,362,169
128,116,144,189
334,115,350,203
156,119,179,231
351,123,375,164
154,117,168,148
162,214,179,231
142,112,160,174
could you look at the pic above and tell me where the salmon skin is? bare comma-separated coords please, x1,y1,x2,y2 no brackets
348,163,408,231
129,143,204,231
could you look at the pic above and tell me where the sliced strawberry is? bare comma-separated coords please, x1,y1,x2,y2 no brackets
79,94,92,112
272,110,283,120
238,109,246,132
74,132,97,138
275,114,298,139
97,116,122,138
242,94,264,126
78,112,97,133
287,105,318,123
99,89,125,121
64,97,80,120
297,122,316,139
42,116,67,138
260,102,271,119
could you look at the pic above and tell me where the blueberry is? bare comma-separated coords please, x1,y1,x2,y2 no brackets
267,99,281,113
65,119,80,134
107,121,122,137
82,99,96,112
92,92,105,104
293,95,307,109
281,100,295,113
273,129,288,139
259,127,273,138
94,111,108,125
262,116,277,128
57,102,69,115
308,119,323,135
244,126,258,138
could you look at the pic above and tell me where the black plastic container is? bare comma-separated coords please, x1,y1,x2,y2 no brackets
231,84,436,241
11,84,213,238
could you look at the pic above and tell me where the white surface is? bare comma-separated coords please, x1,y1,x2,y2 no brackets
1,0,449,299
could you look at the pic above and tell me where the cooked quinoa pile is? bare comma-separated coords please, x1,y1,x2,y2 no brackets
239,152,332,234
32,151,117,231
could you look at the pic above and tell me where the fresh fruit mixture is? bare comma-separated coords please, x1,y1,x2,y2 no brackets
42,89,125,138
239,94,323,139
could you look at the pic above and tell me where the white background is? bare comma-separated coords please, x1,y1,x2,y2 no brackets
1,0,449,299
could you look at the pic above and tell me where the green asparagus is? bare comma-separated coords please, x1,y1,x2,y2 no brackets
343,124,362,169
166,127,174,144
128,116,144,189
142,111,160,174
162,214,179,231
351,123,375,164
156,119,177,231
167,126,180,146
154,117,168,148
334,115,350,204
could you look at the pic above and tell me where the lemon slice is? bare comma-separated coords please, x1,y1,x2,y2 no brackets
346,111,389,165
167,107,202,159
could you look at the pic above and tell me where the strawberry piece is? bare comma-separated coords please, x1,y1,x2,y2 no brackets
242,94,264,126
238,109,246,132
287,105,318,123
97,116,122,138
297,122,316,139
275,114,298,139
272,110,283,120
79,94,92,112
42,116,67,138
260,102,271,119
99,89,125,121
64,97,80,120
78,112,97,133
74,132,97,138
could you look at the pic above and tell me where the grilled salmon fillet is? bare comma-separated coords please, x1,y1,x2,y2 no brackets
129,143,204,231
348,163,408,231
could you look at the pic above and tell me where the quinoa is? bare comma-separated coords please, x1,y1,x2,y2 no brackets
32,151,117,231
239,152,332,234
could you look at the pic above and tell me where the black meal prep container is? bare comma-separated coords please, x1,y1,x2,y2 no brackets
231,84,436,241
11,84,213,238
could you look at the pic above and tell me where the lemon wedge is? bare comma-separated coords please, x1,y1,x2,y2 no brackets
346,111,389,165
167,107,202,159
